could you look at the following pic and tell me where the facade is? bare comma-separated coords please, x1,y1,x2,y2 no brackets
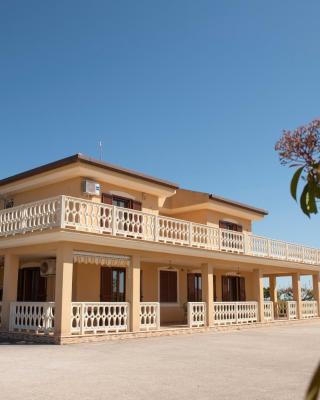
0,153,319,344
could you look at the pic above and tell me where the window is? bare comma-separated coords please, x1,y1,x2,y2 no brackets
17,268,47,302
187,273,202,302
221,276,246,302
159,270,178,303
100,267,126,302
102,193,142,211
219,220,243,232
213,275,217,302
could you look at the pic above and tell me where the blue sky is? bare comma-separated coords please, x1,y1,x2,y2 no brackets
0,1,319,284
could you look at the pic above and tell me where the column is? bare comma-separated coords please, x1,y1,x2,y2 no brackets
269,275,277,303
126,255,140,332
292,272,302,319
54,244,73,337
0,253,19,331
312,272,320,316
202,263,214,327
253,269,265,323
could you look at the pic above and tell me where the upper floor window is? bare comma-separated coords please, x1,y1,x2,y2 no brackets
219,220,243,232
102,193,142,211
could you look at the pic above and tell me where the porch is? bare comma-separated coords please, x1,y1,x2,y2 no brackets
0,246,319,343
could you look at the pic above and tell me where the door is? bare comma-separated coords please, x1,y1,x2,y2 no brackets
100,267,126,302
187,273,202,302
222,276,245,302
17,268,47,302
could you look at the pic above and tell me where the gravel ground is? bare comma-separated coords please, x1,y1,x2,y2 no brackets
0,321,319,400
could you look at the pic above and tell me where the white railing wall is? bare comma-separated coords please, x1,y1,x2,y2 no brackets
187,302,206,327
275,301,297,320
139,302,160,331
9,302,55,334
1,195,320,265
263,301,274,321
71,302,129,335
213,302,258,325
301,301,318,319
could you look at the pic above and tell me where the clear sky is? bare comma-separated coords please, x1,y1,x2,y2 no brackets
1,1,319,267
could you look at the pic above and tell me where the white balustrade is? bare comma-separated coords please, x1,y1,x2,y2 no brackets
187,302,206,327
220,229,244,253
0,197,61,236
9,302,55,334
0,195,320,266
139,302,160,330
213,302,258,325
275,301,297,320
301,301,318,318
71,302,129,335
263,301,274,321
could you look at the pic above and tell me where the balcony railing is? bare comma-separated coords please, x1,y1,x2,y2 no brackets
0,195,320,265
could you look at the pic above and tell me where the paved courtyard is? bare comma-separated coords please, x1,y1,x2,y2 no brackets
0,321,319,400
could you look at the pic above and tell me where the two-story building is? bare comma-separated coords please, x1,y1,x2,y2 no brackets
0,154,319,344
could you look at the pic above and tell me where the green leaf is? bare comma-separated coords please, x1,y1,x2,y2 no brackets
290,166,304,201
306,362,320,400
300,184,310,217
308,179,319,214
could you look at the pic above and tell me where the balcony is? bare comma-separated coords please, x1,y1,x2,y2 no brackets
0,195,319,265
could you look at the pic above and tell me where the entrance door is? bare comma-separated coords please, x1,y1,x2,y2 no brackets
100,267,126,302
222,276,246,302
187,273,202,302
17,268,47,302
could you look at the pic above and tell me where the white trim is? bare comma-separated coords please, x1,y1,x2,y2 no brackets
106,191,136,200
20,261,42,269
157,267,180,306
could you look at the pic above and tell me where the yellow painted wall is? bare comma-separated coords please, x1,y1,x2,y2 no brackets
11,177,159,214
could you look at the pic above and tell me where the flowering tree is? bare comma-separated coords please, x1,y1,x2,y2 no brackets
276,118,320,400
275,119,320,216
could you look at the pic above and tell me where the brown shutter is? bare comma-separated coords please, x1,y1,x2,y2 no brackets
36,269,47,302
168,271,177,302
239,277,246,301
17,269,24,301
131,200,142,211
101,193,113,205
187,273,195,302
222,276,229,301
219,221,227,229
100,267,112,301
140,270,144,301
160,271,168,302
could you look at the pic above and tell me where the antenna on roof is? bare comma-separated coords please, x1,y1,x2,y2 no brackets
99,141,103,160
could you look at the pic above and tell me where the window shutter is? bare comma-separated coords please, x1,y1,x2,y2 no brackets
131,200,142,211
222,276,229,301
101,193,113,205
239,277,246,301
17,269,24,301
213,275,217,302
187,273,195,302
100,267,112,301
168,271,177,302
160,271,169,302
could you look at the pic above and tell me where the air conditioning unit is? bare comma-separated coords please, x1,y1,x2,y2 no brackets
40,259,56,277
82,179,101,196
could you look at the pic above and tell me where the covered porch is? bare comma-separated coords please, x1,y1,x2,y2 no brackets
0,244,319,343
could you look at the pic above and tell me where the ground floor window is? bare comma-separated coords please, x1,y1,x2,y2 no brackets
159,270,178,303
17,267,47,302
100,267,126,302
222,276,246,302
187,273,202,302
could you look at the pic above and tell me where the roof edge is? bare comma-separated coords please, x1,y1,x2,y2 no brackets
0,153,179,190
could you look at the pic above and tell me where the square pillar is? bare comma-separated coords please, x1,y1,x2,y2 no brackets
312,272,320,316
292,272,302,319
0,253,19,331
126,255,140,332
269,275,277,303
54,244,73,338
202,263,214,327
253,269,265,323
